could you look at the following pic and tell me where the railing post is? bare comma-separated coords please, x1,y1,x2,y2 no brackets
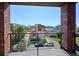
60,33,62,49
73,32,76,53
37,45,39,56
10,33,12,52
36,33,39,56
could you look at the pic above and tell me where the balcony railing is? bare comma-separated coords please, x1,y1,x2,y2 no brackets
8,32,62,52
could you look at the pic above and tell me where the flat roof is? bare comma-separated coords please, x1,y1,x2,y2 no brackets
9,2,65,7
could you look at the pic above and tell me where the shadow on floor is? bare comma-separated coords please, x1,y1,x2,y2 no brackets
75,45,79,51
65,51,76,56
64,45,79,56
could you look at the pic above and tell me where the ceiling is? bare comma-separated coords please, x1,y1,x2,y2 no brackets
9,2,65,7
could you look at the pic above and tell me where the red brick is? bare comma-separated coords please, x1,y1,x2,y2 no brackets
61,3,76,50
0,2,10,56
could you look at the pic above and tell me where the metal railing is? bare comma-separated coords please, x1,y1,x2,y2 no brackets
9,32,62,56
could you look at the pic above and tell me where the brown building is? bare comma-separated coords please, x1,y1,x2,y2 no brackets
32,24,45,32
27,24,45,38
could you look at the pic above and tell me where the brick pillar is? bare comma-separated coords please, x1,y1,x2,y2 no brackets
0,3,10,56
61,3,76,51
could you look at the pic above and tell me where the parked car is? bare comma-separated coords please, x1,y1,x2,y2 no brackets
45,42,54,47
28,38,40,45
34,42,44,47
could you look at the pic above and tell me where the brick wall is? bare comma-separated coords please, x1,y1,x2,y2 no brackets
61,3,76,50
0,3,10,56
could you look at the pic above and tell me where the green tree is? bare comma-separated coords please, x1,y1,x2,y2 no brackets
10,23,29,44
76,27,79,32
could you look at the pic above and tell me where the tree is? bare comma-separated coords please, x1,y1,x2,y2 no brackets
77,27,79,32
10,23,29,44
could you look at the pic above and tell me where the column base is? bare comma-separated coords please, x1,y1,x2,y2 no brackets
61,47,76,56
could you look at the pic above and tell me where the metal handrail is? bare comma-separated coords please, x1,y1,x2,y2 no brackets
8,32,63,35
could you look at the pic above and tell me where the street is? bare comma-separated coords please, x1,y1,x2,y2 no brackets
9,42,69,56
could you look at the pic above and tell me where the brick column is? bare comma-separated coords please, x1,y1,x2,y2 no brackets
61,3,76,51
0,3,10,56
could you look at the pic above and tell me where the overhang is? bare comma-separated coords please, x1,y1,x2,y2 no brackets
9,2,65,7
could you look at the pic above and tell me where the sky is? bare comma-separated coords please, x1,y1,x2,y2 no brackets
10,3,79,27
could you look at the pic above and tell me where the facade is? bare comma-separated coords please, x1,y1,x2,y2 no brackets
27,24,45,38
45,26,55,32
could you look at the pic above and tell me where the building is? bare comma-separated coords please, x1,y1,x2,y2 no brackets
27,24,45,38
44,26,55,32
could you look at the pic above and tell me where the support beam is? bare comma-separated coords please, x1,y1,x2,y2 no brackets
9,2,63,7
61,3,76,51
0,3,10,56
